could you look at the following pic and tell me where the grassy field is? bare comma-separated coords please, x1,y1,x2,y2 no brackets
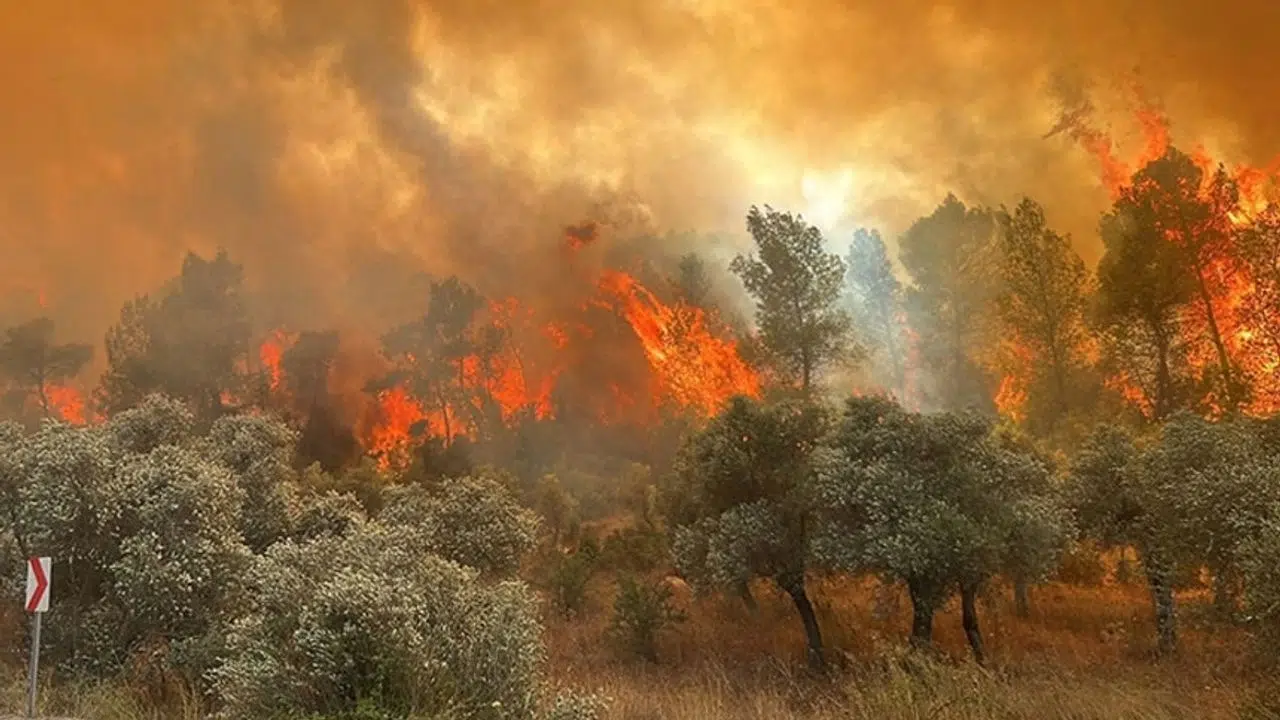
2,574,1276,719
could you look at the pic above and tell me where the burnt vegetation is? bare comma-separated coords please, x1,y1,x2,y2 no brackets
6,138,1280,717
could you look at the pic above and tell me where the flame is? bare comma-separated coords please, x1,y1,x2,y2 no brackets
597,269,760,416
259,330,294,392
46,384,86,425
1069,101,1280,418
992,336,1035,423
364,386,432,470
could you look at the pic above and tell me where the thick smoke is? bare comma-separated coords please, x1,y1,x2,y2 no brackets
2,0,1276,353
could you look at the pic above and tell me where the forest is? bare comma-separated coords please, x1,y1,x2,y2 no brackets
4,110,1280,719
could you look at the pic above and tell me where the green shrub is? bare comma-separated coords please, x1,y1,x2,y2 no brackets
549,551,596,619
599,526,669,574
210,521,545,720
607,575,685,663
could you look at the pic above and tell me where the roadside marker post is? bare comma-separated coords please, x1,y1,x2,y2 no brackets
24,557,50,719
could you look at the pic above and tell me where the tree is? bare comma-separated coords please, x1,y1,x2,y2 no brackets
99,250,252,424
281,330,358,471
731,206,852,393
0,405,253,677
377,276,485,445
1106,148,1248,415
898,195,999,412
667,396,831,668
845,228,907,399
673,252,713,308
378,471,541,577
1237,207,1280,410
0,317,93,421
995,198,1093,434
203,412,300,552
1070,424,1172,651
812,397,1068,663
1095,184,1196,421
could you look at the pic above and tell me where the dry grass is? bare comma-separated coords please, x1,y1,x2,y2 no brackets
2,572,1273,719
546,572,1271,719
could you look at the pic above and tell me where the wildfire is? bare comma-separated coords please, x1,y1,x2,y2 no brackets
992,336,1035,424
259,330,295,392
364,387,431,470
598,269,760,416
1067,98,1280,418
46,384,86,425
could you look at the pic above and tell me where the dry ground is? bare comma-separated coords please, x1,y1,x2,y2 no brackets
2,574,1276,719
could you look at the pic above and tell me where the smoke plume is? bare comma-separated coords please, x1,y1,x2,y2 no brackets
2,0,1276,353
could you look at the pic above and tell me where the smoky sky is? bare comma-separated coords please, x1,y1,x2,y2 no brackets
2,0,1277,354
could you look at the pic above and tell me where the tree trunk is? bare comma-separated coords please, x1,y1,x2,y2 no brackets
907,578,935,648
737,580,759,613
779,574,825,670
1145,556,1178,655
1013,577,1031,618
961,581,986,665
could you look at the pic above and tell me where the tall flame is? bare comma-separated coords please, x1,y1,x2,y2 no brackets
597,269,760,416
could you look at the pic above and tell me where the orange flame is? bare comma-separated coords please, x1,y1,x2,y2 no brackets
46,384,86,425
259,330,293,393
598,269,760,416
1071,101,1280,418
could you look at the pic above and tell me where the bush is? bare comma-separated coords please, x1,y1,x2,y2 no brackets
598,525,669,574
607,575,685,663
379,474,541,576
210,521,546,720
549,551,596,619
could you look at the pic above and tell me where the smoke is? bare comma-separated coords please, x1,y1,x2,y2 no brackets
2,0,1276,357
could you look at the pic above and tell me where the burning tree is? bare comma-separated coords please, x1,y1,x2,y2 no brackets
993,197,1094,436
98,250,253,424
0,316,92,423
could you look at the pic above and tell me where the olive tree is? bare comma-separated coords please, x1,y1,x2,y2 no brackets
666,395,831,668
811,396,1069,664
1072,414,1279,654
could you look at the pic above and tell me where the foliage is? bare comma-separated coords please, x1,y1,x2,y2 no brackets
209,521,545,720
547,550,596,619
98,251,252,423
0,316,93,421
731,206,852,392
379,472,541,576
607,575,686,662
1053,540,1109,587
203,412,299,552
898,194,999,412
0,415,252,677
811,396,1070,654
667,395,830,665
1237,501,1280,662
995,197,1095,435
598,525,669,574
